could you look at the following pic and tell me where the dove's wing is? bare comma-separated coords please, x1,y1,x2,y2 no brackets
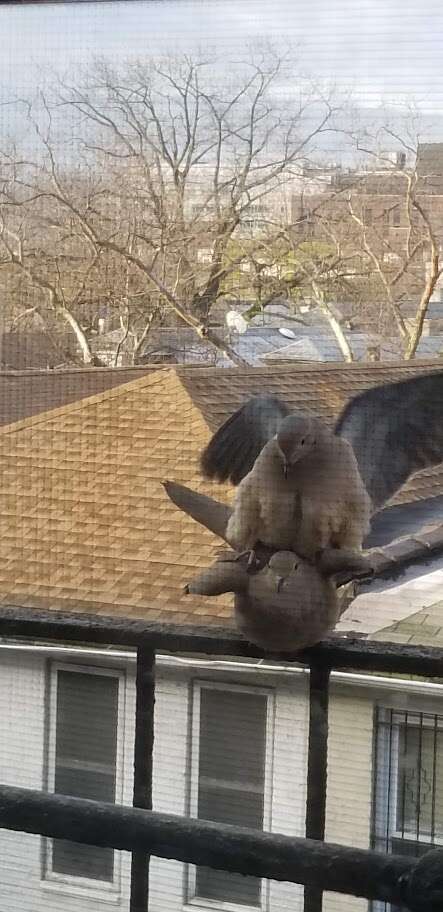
335,371,443,510
200,395,290,484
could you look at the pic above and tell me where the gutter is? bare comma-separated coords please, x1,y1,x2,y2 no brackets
1,640,442,698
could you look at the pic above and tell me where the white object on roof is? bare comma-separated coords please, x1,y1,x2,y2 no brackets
226,311,248,334
277,326,297,339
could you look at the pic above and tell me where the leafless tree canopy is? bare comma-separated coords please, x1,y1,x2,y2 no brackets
0,53,441,367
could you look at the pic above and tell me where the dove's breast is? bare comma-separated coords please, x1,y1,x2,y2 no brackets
258,487,301,549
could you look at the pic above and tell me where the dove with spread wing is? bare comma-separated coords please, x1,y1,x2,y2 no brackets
200,372,443,563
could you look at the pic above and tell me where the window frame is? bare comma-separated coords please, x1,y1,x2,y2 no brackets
186,679,275,912
43,662,126,900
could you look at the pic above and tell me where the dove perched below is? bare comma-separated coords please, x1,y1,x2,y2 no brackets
184,547,370,651
201,371,443,561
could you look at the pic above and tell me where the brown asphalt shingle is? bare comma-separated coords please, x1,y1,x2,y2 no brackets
0,365,161,427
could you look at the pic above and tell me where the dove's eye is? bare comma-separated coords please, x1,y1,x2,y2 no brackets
301,438,305,445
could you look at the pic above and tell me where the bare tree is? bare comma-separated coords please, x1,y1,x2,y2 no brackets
290,126,443,361
0,51,339,366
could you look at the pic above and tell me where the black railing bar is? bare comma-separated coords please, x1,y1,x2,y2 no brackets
0,784,441,911
304,664,331,912
130,647,155,912
0,606,443,676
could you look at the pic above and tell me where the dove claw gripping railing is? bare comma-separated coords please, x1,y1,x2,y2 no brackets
0,612,442,912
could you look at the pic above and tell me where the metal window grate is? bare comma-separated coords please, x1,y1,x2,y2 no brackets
372,707,443,912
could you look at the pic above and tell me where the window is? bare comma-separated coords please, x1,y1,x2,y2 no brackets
362,206,373,226
391,204,401,227
45,665,123,888
371,707,443,912
383,251,400,264
197,247,213,264
188,682,273,908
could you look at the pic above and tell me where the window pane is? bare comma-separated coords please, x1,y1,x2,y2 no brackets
196,866,261,907
198,786,264,829
53,841,114,882
194,689,267,906
51,671,119,882
392,204,401,227
56,671,118,766
199,689,267,786
396,725,443,837
372,709,443,912
55,768,115,804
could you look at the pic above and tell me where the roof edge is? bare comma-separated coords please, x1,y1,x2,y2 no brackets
176,358,443,376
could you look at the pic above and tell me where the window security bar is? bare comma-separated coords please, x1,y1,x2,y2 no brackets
0,606,442,912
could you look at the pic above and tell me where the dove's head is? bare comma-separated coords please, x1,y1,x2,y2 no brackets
276,414,317,478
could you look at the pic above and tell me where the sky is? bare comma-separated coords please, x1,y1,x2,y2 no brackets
1,0,443,152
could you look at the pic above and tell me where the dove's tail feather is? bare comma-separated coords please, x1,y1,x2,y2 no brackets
201,394,290,485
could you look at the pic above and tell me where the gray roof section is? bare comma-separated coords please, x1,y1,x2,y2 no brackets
367,496,443,549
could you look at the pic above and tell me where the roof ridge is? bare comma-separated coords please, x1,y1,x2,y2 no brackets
0,363,213,379
175,359,443,377
0,366,166,379
0,358,439,382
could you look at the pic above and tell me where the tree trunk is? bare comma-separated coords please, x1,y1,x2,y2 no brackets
404,255,440,360
59,307,105,367
311,282,354,362
321,307,354,362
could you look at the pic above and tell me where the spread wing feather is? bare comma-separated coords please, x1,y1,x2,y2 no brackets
200,395,290,484
335,371,443,509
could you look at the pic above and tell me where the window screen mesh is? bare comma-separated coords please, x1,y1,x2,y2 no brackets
0,3,441,912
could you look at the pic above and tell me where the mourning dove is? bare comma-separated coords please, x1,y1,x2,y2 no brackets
185,547,371,652
224,413,371,560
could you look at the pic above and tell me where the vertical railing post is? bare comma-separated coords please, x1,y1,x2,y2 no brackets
304,662,331,912
130,646,156,912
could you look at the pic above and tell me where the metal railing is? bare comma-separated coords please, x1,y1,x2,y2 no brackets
0,604,442,912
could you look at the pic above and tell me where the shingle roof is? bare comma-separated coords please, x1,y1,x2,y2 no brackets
0,359,442,628
371,603,443,648
0,366,159,427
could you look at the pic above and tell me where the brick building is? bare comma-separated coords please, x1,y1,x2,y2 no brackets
290,143,443,313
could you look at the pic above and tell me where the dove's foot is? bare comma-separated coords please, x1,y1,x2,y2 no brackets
214,548,239,562
233,549,258,571
276,576,285,593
